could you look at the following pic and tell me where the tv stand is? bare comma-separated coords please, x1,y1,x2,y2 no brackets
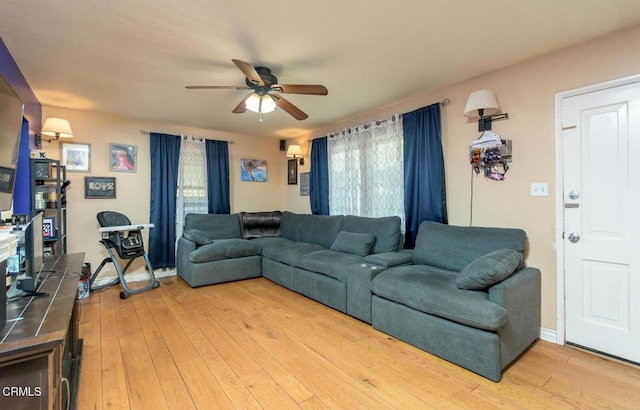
0,253,84,410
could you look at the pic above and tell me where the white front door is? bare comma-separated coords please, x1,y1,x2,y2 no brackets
562,81,640,363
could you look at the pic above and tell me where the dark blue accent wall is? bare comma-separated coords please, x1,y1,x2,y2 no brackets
0,37,42,215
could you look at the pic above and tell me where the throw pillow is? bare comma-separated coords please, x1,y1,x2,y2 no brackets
183,229,214,246
457,249,523,290
330,231,375,256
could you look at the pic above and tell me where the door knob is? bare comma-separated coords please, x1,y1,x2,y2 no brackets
568,191,580,200
568,232,581,243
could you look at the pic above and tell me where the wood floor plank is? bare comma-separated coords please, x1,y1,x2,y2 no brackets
99,290,131,409
77,275,640,409
156,283,262,409
76,294,103,409
189,286,314,404
113,294,169,410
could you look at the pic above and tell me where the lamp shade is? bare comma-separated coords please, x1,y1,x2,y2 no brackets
463,89,500,117
286,144,302,158
41,117,73,139
245,93,276,113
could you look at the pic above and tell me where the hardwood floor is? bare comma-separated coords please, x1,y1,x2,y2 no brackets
77,276,640,409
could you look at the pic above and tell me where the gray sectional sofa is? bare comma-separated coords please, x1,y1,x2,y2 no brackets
176,211,541,381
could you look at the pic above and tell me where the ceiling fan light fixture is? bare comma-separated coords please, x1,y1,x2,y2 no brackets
261,94,276,113
245,93,276,114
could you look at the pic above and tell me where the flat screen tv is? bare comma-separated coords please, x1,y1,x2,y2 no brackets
16,211,47,296
0,73,24,212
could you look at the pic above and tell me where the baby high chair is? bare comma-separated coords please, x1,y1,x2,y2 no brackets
89,211,160,299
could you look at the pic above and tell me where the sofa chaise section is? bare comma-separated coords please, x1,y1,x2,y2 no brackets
370,221,541,381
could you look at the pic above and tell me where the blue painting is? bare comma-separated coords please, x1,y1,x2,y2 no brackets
240,158,267,182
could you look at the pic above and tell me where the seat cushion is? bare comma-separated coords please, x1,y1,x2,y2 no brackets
297,250,364,281
189,239,261,263
457,249,523,290
371,265,508,331
261,240,327,267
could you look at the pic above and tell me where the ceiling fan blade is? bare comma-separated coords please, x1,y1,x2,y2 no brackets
232,59,264,85
272,94,308,120
186,85,251,90
232,93,252,114
273,84,328,95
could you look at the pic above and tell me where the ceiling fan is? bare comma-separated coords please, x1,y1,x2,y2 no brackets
186,59,328,121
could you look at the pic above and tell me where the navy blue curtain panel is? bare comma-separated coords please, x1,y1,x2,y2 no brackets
309,137,330,215
403,103,448,248
13,118,30,215
205,139,230,214
149,132,181,269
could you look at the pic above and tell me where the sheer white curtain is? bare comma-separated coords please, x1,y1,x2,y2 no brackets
176,136,208,241
327,114,405,227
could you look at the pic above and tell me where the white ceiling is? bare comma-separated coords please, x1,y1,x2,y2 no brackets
1,1,640,139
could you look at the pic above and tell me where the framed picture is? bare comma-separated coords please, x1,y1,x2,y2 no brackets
0,166,15,193
61,142,91,172
240,158,267,182
85,176,116,199
42,217,55,238
287,159,297,185
300,172,310,196
109,143,137,172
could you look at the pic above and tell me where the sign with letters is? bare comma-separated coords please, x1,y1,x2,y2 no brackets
84,176,116,199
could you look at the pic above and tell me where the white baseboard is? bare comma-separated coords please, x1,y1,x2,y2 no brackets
539,327,558,344
92,268,176,288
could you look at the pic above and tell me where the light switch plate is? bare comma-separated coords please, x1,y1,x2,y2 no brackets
531,183,548,197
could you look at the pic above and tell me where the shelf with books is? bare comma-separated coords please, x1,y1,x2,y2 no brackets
30,159,68,255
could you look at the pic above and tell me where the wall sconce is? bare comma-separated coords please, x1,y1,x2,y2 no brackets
36,117,74,145
286,144,305,165
463,89,508,132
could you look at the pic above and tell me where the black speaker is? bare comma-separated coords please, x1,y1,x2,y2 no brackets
279,139,286,151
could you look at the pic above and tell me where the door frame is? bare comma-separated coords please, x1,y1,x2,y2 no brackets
554,73,640,345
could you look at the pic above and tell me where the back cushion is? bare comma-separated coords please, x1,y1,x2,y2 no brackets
280,211,344,248
280,211,305,241
300,214,345,248
184,213,242,239
413,221,526,272
341,215,401,254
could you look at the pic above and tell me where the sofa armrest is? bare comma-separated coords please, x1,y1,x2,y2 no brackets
363,252,413,268
176,236,197,277
488,267,541,369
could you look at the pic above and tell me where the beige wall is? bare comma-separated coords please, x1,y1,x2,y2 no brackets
41,107,286,279
39,25,640,330
286,25,640,331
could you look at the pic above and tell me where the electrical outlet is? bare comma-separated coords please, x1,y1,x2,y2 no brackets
531,183,548,197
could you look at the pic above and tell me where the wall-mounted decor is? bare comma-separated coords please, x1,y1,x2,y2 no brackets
0,166,15,193
61,141,91,172
109,143,137,172
85,176,116,199
300,172,310,196
240,158,267,182
287,159,297,185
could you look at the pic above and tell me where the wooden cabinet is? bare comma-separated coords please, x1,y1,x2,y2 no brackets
0,253,84,409
30,159,68,255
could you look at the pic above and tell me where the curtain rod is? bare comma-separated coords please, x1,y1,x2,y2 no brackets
306,98,450,142
140,129,234,144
